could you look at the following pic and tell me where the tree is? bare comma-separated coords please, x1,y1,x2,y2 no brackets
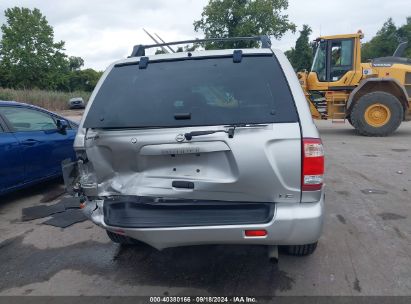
0,7,69,89
155,49,167,54
66,68,103,92
285,24,313,71
68,56,85,71
396,17,411,58
194,0,295,49
284,47,294,63
176,45,198,52
361,18,400,61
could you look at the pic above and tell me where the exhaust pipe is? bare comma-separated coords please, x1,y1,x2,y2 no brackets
267,245,279,263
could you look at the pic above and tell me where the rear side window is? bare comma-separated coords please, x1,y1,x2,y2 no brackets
84,55,298,129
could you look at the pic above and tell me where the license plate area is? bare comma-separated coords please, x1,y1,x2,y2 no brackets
138,149,236,182
168,153,205,177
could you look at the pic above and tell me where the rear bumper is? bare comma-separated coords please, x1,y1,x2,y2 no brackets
83,194,324,250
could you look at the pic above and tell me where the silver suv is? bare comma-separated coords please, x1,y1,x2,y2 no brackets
64,36,325,258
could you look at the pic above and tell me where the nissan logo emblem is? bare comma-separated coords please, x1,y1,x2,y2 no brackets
175,134,185,142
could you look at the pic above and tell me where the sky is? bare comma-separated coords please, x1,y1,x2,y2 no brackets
0,0,409,71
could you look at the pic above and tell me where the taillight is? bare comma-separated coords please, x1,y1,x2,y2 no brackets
244,230,267,237
302,138,324,191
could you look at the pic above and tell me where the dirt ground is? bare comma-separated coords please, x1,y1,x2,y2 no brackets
58,109,84,122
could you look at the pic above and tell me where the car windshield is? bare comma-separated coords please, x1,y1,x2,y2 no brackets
84,55,298,129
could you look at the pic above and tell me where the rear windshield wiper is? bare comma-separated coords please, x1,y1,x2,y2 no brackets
226,123,269,128
184,130,230,140
184,123,268,140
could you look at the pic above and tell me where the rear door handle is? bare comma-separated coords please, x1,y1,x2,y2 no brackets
21,139,40,146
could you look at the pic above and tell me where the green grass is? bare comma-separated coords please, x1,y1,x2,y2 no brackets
0,88,91,111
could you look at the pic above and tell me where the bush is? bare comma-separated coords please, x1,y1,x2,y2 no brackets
0,90,13,101
0,88,91,111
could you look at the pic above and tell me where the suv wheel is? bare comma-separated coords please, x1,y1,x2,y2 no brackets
285,242,318,256
106,230,141,245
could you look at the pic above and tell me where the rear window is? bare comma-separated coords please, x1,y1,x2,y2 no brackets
84,55,298,129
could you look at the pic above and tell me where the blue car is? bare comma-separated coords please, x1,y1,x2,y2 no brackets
0,101,78,195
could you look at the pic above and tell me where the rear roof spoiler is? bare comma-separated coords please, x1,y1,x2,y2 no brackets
129,35,272,57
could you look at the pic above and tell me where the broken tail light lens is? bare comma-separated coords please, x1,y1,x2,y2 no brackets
77,154,97,188
302,138,324,191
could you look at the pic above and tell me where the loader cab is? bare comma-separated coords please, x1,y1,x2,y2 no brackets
307,33,363,91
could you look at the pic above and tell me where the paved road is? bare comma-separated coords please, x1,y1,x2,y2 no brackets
0,121,410,296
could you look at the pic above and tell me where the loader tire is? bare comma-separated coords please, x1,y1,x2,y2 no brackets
350,91,403,136
106,230,141,245
347,116,353,127
285,242,318,256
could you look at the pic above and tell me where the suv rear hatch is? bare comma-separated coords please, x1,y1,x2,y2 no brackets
79,51,302,204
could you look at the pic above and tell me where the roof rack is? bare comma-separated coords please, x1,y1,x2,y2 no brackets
130,35,272,57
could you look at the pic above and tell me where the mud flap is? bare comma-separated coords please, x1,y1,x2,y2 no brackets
61,158,79,196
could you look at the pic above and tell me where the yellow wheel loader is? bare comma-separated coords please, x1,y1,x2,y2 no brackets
298,32,411,136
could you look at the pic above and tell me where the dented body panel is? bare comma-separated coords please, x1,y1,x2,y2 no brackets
80,123,301,203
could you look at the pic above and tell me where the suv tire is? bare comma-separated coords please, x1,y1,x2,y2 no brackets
106,230,141,245
350,91,403,136
285,242,318,256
